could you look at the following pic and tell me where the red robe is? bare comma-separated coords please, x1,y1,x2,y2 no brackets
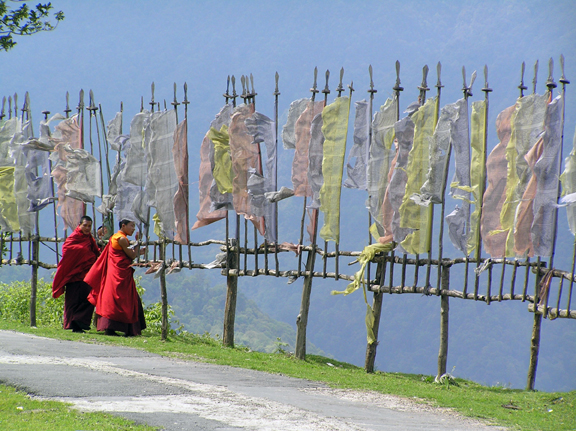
52,226,100,299
85,232,139,324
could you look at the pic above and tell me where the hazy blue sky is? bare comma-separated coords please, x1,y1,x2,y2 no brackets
2,0,576,392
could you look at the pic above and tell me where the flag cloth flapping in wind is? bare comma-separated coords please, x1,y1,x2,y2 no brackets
343,100,370,190
531,94,564,257
445,100,471,255
0,118,19,232
193,104,232,230
49,115,84,230
172,119,188,244
500,93,548,256
292,100,324,197
416,99,466,207
398,97,437,255
367,98,397,238
389,115,415,245
560,126,576,235
319,96,351,243
282,98,308,150
245,111,277,242
467,100,487,257
24,113,59,212
145,109,178,239
307,112,324,211
481,104,515,258
9,119,35,236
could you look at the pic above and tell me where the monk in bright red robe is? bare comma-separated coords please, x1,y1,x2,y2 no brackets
85,219,146,336
52,216,100,333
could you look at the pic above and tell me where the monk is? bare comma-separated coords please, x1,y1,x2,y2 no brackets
85,219,146,336
52,215,100,333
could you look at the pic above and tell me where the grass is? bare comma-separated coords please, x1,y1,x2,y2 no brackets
0,383,156,431
1,321,575,431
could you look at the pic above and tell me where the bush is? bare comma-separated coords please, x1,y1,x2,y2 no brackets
0,279,63,326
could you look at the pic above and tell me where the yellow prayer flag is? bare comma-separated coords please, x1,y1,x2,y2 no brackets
209,125,233,194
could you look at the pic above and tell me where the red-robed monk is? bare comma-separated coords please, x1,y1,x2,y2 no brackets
52,215,100,333
85,219,146,336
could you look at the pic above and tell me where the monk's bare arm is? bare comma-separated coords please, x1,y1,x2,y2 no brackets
118,236,138,260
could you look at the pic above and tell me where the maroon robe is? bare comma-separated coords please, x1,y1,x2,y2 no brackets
85,232,146,335
51,226,100,330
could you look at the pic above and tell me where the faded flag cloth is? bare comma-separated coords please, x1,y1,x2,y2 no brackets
0,118,19,232
417,99,467,205
481,104,515,258
467,100,487,257
52,145,101,203
560,126,576,235
145,109,178,239
193,104,231,230
11,119,36,236
245,111,277,242
531,94,564,257
445,99,471,255
399,97,437,255
389,116,415,245
172,119,188,244
344,100,370,190
307,112,325,210
367,98,397,236
292,100,324,197
229,103,258,216
319,96,351,243
49,115,84,230
500,93,548,256
282,98,308,149
24,113,62,212
123,111,151,224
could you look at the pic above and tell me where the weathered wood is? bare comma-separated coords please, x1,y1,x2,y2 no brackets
223,240,238,347
527,260,543,390
159,241,168,341
29,231,39,327
437,266,450,378
365,261,385,373
295,246,317,359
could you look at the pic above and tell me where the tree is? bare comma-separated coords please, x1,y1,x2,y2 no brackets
1,1,64,51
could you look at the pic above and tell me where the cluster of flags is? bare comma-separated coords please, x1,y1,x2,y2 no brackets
0,85,573,264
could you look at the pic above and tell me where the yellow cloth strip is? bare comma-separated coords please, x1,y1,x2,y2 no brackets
468,100,487,257
0,167,19,231
399,98,437,254
209,124,234,194
319,97,351,243
331,242,393,345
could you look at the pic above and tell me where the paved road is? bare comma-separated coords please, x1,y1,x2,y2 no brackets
0,330,504,430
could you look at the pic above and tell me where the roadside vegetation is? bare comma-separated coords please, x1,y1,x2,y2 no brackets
1,279,575,431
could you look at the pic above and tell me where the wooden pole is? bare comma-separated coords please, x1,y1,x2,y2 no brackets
30,212,39,327
223,76,239,348
223,239,238,347
159,239,168,340
295,67,324,360
365,261,386,372
437,264,450,378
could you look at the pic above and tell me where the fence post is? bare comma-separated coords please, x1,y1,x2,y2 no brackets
223,238,238,347
30,232,39,327
527,263,543,390
295,246,317,359
159,240,168,340
365,261,385,372
437,264,450,378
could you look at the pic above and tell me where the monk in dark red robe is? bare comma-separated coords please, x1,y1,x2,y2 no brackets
85,219,146,336
52,216,100,333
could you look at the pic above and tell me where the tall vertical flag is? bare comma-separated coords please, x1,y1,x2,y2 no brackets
480,104,515,258
398,97,437,254
172,118,188,244
560,126,576,235
467,100,487,257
